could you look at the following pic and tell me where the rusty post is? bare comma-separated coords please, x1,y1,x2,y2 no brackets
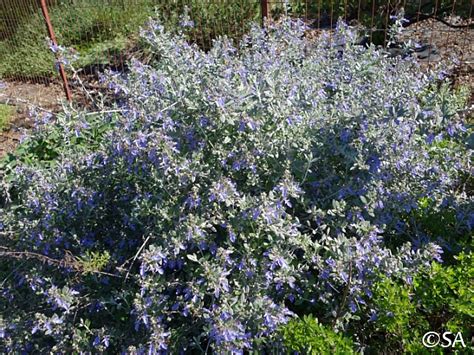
261,0,269,26
39,0,72,102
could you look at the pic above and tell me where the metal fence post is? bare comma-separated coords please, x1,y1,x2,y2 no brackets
261,0,269,26
39,0,72,102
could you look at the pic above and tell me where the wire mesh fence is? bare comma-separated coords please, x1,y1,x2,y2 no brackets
0,0,262,86
0,1,472,90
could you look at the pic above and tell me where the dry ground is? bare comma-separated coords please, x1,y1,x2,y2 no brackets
0,81,64,157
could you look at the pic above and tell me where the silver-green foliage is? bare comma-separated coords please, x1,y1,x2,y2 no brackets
0,18,471,353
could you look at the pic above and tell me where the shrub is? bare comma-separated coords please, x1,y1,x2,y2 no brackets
352,253,473,353
0,18,471,352
0,104,13,131
0,108,119,203
361,275,427,352
280,315,355,354
0,0,156,78
414,253,473,337
152,0,259,50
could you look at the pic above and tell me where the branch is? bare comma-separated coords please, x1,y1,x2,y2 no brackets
0,93,54,114
333,261,353,326
0,246,121,278
124,234,151,281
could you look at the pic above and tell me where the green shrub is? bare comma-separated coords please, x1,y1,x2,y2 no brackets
0,0,58,37
367,276,428,352
0,109,118,186
414,253,473,335
0,0,156,78
355,253,474,353
0,104,13,131
280,315,356,354
154,0,259,49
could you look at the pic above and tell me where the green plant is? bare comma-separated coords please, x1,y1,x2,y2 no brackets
154,0,259,49
77,250,111,274
355,253,473,353
0,104,13,131
368,276,428,352
0,109,118,204
0,0,156,78
414,253,474,335
0,0,58,37
280,315,355,354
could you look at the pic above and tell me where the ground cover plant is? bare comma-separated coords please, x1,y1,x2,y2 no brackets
0,16,472,353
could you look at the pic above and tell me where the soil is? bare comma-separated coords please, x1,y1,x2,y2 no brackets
399,16,474,95
0,81,64,158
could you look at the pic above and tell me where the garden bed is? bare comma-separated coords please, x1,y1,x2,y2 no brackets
1,18,472,353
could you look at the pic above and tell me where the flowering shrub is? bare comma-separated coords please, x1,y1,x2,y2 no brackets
0,18,471,353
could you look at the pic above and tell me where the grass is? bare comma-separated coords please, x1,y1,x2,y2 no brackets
0,104,14,131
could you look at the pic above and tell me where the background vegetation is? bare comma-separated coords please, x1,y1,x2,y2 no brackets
0,104,13,131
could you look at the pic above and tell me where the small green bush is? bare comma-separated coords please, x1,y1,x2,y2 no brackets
414,253,473,335
280,315,355,354
367,276,428,352
0,104,13,131
355,253,474,353
0,109,118,187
